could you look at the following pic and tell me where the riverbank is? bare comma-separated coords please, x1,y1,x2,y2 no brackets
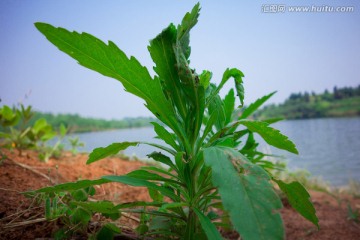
255,95,360,120
0,149,359,239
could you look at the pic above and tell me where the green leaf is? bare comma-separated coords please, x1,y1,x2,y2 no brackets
177,2,200,59
148,24,187,120
151,122,179,151
127,169,179,185
275,179,319,228
72,201,119,214
208,94,226,131
1,105,16,120
35,22,182,137
205,68,244,116
199,70,212,89
148,188,164,202
240,91,276,119
240,120,299,154
136,224,149,235
115,201,163,209
102,175,180,202
203,146,284,240
32,118,49,134
197,109,218,149
71,189,88,201
59,124,67,137
45,197,51,220
147,151,177,170
262,117,284,124
149,216,172,231
214,68,245,106
70,207,91,225
241,132,257,153
160,202,187,210
141,141,177,156
194,208,223,240
87,142,138,164
0,106,19,127
223,89,235,124
28,179,110,194
96,223,121,240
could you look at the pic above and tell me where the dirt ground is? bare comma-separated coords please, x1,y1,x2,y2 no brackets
0,149,359,240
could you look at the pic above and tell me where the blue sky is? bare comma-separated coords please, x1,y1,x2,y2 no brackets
0,0,359,119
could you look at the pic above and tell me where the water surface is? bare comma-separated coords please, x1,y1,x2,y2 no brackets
64,117,360,186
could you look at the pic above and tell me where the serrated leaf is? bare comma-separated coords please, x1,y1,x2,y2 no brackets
151,122,179,151
275,179,319,228
208,95,226,131
148,24,187,120
203,146,284,240
240,120,299,154
199,70,212,89
177,2,200,59
102,175,179,202
222,68,245,106
206,68,244,108
240,91,276,119
35,22,182,137
87,142,138,164
28,179,110,194
194,208,223,240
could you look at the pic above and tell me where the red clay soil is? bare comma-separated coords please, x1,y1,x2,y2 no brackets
0,149,359,240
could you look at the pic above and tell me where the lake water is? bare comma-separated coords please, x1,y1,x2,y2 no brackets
63,117,360,187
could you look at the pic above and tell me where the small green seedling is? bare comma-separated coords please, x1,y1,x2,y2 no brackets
38,184,121,239
68,136,85,155
32,3,318,239
347,203,359,222
38,123,67,162
0,104,64,162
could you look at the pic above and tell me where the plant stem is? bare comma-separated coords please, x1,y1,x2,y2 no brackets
184,209,196,240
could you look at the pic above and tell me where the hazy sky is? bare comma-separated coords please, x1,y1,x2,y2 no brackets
1,0,359,120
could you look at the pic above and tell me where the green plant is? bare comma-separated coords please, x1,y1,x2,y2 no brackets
0,105,56,154
38,123,67,162
0,104,64,161
347,203,359,222
0,104,31,153
68,136,85,155
32,4,318,239
33,185,121,239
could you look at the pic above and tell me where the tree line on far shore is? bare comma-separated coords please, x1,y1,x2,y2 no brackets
254,85,360,120
27,112,156,133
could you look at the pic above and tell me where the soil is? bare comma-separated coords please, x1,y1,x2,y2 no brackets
0,149,359,240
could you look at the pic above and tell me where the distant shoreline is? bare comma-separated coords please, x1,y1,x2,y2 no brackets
254,86,360,120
